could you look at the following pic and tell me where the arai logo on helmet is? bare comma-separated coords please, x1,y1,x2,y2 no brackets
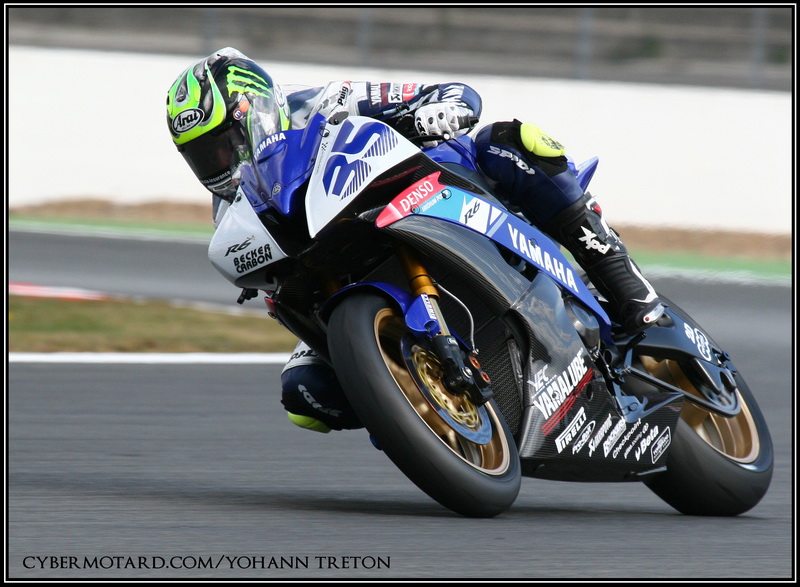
172,108,204,134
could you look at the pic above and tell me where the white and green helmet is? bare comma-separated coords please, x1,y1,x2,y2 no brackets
166,47,290,199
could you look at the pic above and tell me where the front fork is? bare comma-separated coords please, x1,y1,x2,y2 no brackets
395,245,493,405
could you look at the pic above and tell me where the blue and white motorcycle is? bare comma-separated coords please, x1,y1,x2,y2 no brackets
207,109,773,518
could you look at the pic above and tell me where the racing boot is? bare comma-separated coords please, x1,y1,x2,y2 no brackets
547,194,665,335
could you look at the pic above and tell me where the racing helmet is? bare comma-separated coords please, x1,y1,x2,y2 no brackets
166,47,290,200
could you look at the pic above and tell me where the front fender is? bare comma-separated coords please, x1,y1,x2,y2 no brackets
320,282,443,336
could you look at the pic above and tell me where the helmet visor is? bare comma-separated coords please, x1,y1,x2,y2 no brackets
178,122,248,198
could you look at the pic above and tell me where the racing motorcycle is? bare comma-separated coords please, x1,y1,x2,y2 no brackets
207,109,773,518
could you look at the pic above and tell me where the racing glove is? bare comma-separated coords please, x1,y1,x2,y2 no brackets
414,103,474,141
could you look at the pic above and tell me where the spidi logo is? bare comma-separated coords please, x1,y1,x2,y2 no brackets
172,108,204,134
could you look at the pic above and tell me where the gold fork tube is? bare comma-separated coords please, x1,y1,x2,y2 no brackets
396,245,438,298
395,245,450,335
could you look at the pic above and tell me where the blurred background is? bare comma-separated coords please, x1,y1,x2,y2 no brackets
6,5,795,235
8,5,793,91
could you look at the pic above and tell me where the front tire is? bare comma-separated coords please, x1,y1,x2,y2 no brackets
328,293,521,518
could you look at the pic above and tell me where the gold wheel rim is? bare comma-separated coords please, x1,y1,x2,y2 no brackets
374,309,512,474
640,356,760,463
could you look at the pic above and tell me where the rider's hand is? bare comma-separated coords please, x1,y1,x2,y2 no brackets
414,103,472,142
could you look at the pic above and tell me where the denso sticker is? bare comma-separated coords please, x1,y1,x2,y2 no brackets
376,173,446,227
397,179,438,213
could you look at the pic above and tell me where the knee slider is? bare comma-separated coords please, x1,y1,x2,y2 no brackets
519,122,566,158
490,120,569,177
280,364,362,431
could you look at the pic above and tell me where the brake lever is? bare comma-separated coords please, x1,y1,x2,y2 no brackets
408,133,449,146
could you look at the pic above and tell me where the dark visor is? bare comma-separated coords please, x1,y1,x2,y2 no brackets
178,123,248,187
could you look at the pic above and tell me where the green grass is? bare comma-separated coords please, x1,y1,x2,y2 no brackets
8,216,288,353
8,296,298,353
623,250,790,283
9,216,214,239
558,246,791,284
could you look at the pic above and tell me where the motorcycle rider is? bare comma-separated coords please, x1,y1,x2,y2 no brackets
166,47,665,434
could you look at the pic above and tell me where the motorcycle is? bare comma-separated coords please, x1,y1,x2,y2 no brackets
207,109,773,518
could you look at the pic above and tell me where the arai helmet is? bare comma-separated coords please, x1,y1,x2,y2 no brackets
166,47,290,200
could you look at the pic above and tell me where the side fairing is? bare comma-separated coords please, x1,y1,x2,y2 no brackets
208,192,288,289
376,171,613,342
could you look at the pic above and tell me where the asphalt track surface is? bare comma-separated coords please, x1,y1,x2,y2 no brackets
7,228,795,581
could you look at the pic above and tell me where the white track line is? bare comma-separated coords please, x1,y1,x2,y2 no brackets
9,353,293,364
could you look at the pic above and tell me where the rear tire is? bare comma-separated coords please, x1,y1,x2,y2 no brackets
637,303,773,516
328,293,521,518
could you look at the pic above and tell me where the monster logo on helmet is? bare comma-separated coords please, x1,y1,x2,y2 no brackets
226,65,273,99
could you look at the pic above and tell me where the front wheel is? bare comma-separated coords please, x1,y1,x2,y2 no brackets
327,293,521,518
